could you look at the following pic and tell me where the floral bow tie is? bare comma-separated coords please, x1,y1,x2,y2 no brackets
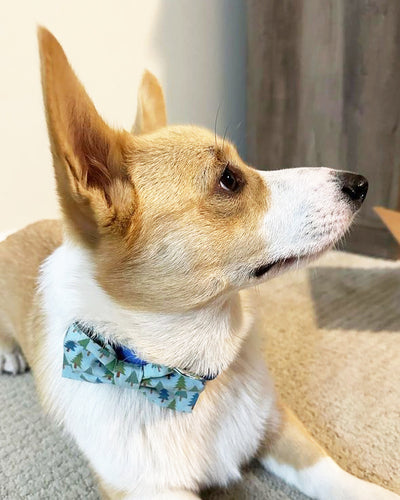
62,322,212,412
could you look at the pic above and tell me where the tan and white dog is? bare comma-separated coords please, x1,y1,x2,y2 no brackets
0,28,397,500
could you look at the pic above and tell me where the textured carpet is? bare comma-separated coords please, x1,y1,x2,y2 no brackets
0,251,399,499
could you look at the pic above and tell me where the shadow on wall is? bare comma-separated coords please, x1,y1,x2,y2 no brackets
308,267,400,332
150,0,247,159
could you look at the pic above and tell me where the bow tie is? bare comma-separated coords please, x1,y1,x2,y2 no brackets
62,322,213,412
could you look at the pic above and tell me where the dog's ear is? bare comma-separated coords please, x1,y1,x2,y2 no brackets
38,27,136,246
132,70,167,134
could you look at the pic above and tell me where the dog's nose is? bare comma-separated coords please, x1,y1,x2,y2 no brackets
338,172,368,206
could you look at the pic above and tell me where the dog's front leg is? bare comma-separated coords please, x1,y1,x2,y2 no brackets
98,481,200,500
124,492,199,500
259,402,399,500
136,492,200,500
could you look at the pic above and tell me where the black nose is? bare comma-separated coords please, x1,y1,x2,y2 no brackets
338,172,368,206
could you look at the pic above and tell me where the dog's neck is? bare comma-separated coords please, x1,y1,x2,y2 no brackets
41,240,255,377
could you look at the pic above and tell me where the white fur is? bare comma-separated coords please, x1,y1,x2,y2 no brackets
263,456,399,500
37,241,278,496
259,168,353,261
40,241,255,378
128,491,200,500
0,347,26,374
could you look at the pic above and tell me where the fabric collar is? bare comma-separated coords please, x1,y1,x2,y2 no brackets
62,322,215,412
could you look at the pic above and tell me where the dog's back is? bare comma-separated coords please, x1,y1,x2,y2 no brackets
0,220,62,365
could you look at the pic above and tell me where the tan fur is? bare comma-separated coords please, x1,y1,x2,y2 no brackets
38,28,137,247
0,220,62,363
37,27,270,313
132,70,168,135
96,130,270,312
261,400,327,469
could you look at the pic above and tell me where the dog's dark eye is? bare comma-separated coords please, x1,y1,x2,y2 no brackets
219,166,239,192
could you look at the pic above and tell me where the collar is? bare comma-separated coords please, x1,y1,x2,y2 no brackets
62,322,216,412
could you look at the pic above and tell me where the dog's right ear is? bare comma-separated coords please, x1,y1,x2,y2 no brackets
132,70,167,134
38,27,136,246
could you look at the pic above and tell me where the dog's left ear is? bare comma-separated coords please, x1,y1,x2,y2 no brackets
38,27,136,246
132,70,167,134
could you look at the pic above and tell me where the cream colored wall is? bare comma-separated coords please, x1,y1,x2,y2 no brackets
0,0,246,234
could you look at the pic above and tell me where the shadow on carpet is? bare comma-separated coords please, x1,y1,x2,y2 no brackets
309,267,400,331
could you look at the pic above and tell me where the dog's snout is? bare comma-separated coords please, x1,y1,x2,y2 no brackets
338,172,368,206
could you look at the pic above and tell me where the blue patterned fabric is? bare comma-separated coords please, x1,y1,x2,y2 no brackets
62,323,209,412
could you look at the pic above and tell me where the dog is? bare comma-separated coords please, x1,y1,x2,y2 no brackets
0,27,397,500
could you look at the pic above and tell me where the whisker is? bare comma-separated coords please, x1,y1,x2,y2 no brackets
222,123,230,150
214,103,222,148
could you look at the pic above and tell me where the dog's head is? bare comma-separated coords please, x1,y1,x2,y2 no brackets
38,28,367,313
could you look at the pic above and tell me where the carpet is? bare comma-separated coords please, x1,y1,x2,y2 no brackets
0,251,399,499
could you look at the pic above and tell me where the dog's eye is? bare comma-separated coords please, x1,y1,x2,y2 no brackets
219,166,239,192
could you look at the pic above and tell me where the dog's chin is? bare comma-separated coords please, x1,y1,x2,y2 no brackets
251,246,332,281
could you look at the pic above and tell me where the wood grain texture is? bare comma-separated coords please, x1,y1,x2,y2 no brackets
247,0,400,258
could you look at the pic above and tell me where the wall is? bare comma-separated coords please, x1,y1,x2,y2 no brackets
0,0,246,234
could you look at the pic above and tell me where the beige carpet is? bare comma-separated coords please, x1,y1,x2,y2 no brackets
259,251,400,495
0,251,399,499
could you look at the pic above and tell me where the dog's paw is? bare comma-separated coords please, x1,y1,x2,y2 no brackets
359,483,399,500
330,473,400,500
345,482,399,500
0,347,27,375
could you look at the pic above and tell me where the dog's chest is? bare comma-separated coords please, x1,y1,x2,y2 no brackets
39,330,275,494
35,245,277,493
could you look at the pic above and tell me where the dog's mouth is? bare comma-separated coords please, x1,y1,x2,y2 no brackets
252,249,329,279
252,257,298,278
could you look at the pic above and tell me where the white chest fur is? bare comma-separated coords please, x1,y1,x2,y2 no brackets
37,242,277,495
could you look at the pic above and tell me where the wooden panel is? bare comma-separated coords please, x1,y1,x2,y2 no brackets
247,0,303,169
247,0,400,258
374,207,400,245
